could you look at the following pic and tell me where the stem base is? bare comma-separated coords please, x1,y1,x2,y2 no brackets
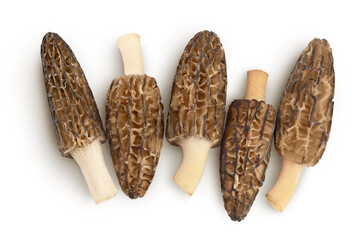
266,156,305,211
173,137,212,196
70,140,117,204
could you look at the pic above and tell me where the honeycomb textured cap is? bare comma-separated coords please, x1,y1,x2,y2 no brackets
41,32,106,158
166,30,227,147
220,99,276,221
106,74,164,199
274,38,335,167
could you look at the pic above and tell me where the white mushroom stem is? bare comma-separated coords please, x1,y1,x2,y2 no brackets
266,156,305,212
174,137,212,196
116,33,144,75
244,69,268,101
70,140,117,204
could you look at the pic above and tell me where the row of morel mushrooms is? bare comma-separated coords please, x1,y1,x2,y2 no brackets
41,31,334,221
166,31,334,221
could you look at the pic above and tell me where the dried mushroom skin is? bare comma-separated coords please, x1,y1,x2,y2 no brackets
41,32,105,158
274,38,334,167
166,30,227,147
106,74,164,198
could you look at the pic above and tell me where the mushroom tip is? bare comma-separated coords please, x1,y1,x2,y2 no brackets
310,38,331,48
266,193,284,212
125,189,145,199
203,30,220,39
41,32,58,46
230,215,243,222
43,32,59,39
128,194,137,200
201,29,214,34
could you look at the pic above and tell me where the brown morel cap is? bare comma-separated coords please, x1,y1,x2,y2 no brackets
41,32,106,158
106,74,164,199
274,38,335,167
166,30,227,147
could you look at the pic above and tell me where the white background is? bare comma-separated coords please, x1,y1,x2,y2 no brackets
2,0,359,239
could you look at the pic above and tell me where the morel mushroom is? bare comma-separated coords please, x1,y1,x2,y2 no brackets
106,34,164,199
166,30,227,195
41,32,117,203
266,39,335,212
220,70,276,221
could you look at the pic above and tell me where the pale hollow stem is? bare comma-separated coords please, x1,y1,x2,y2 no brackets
266,156,306,212
116,33,144,75
244,69,268,101
174,137,213,196
70,140,117,204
